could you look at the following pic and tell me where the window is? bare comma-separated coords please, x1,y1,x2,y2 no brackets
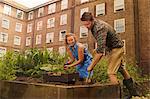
46,32,54,43
28,11,33,20
27,23,32,33
81,0,89,4
38,7,44,17
80,26,88,38
0,32,8,43
26,37,31,46
15,23,22,32
16,10,24,19
14,36,21,45
96,3,105,17
2,18,9,29
59,30,66,41
114,18,125,33
48,3,56,14
47,18,55,28
60,14,67,25
59,46,66,55
114,0,125,12
36,35,42,45
80,7,89,18
37,21,43,30
0,47,6,57
47,47,53,52
61,0,68,10
3,5,11,15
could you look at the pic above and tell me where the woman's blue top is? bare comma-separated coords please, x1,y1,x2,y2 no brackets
69,43,93,78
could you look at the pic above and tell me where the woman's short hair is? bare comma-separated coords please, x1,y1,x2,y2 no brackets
81,12,94,21
65,33,77,45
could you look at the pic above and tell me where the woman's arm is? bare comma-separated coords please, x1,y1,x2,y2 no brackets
67,44,84,67
66,47,75,64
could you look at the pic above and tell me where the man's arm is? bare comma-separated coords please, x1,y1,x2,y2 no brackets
87,52,103,71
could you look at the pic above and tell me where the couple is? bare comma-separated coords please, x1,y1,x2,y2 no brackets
64,12,138,98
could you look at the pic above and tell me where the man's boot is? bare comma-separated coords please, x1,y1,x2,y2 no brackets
123,78,139,98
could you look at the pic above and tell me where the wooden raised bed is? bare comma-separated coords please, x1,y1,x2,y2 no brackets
0,80,121,99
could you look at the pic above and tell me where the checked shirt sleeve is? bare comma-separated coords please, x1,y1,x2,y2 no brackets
96,26,108,54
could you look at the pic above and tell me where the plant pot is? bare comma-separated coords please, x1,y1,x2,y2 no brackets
43,72,79,84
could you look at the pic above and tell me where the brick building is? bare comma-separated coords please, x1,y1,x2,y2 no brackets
0,0,149,74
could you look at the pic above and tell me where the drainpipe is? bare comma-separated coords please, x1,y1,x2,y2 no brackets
32,12,36,48
70,0,75,33
133,0,140,65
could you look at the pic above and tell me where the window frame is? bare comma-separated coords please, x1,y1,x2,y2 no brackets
26,36,31,46
37,21,43,31
47,17,55,28
14,35,21,45
46,32,54,43
80,26,88,38
48,3,56,14
114,0,125,12
16,9,24,19
15,23,22,32
0,32,8,43
3,5,11,15
96,3,106,17
36,34,42,45
61,0,68,10
2,18,10,29
114,18,125,33
59,30,66,41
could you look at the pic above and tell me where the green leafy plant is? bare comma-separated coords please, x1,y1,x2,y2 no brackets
0,51,17,80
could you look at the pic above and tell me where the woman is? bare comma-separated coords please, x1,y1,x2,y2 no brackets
64,33,93,83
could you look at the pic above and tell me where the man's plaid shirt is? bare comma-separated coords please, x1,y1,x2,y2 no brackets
91,19,124,54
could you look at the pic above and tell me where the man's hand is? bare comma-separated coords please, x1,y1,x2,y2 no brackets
87,66,93,72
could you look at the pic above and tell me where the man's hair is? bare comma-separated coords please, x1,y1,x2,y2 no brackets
81,12,94,21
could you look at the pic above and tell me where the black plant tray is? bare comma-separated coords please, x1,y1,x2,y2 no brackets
43,72,79,84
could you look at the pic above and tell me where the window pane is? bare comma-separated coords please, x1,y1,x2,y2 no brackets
60,14,67,25
26,37,31,46
96,3,105,17
80,26,88,38
3,5,11,15
14,36,21,45
114,0,125,12
61,0,68,10
15,23,22,32
2,18,9,29
47,18,55,28
46,32,54,43
36,35,42,45
48,3,56,14
16,10,24,19
114,18,125,33
59,30,66,41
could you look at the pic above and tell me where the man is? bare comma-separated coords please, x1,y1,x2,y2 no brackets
81,12,138,97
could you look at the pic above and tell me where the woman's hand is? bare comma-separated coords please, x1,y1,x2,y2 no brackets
64,65,72,70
